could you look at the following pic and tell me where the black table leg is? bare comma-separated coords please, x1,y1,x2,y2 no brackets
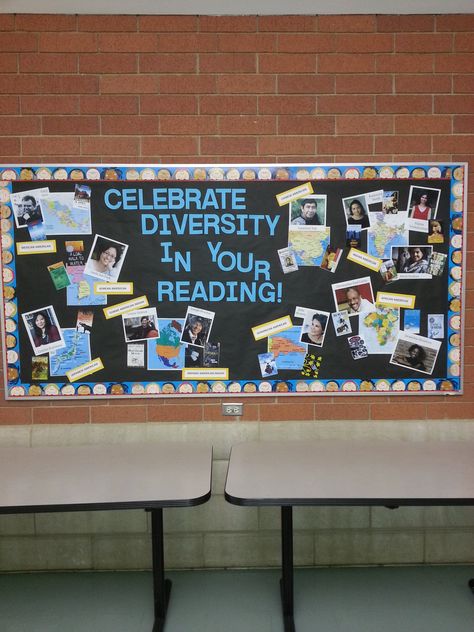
280,505,296,632
151,508,172,632
469,578,474,594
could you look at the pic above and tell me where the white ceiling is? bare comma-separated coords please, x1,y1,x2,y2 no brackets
1,0,474,13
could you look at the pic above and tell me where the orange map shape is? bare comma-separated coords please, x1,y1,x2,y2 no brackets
270,336,306,359
155,344,181,360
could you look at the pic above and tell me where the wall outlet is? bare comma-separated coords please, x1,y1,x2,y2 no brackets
222,402,243,416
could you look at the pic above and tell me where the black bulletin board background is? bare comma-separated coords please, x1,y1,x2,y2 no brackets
11,177,452,386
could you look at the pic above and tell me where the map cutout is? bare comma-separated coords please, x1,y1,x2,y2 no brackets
268,327,307,370
359,306,400,355
367,212,408,260
40,192,92,235
66,270,107,306
49,328,92,376
147,319,185,370
288,227,331,267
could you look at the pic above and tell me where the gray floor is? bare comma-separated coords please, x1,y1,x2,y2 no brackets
1,566,473,632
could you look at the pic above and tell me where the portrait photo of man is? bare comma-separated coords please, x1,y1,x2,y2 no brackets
11,187,48,228
290,195,326,226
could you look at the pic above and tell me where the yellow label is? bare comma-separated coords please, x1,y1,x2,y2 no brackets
182,368,229,381
67,358,104,382
347,248,382,272
103,295,149,319
94,282,134,295
252,315,293,341
276,182,314,207
16,240,57,255
376,292,416,309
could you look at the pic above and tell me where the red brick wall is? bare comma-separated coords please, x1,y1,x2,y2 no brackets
0,13,473,424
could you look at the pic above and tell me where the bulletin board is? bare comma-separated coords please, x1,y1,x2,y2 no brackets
0,162,467,399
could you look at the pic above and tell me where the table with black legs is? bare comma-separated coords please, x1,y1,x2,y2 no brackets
0,442,212,632
225,440,474,632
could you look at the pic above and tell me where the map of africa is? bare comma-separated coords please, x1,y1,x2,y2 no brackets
49,328,91,376
367,212,408,259
288,227,331,267
268,327,307,370
358,306,400,355
147,319,185,370
39,192,92,235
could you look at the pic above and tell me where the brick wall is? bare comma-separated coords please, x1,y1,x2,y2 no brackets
1,13,473,574
0,13,473,424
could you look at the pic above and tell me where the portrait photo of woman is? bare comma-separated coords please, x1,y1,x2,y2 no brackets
390,333,441,376
395,246,431,275
300,312,329,347
404,344,427,372
85,234,128,282
344,198,370,229
410,192,432,220
32,311,60,347
407,186,441,222
22,306,65,355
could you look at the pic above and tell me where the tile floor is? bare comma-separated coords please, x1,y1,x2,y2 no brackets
1,565,473,632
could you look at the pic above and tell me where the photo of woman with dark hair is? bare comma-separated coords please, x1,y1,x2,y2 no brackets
85,234,128,282
300,312,328,346
400,247,430,274
22,305,65,355
405,344,427,372
32,311,61,348
390,332,441,376
410,191,432,221
89,241,123,276
346,199,370,229
407,186,441,223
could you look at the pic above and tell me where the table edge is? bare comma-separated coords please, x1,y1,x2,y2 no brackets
224,491,474,507
0,489,212,515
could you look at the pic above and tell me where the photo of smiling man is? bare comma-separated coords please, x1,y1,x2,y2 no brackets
332,277,375,317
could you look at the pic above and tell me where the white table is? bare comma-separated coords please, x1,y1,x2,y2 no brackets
225,440,474,632
0,442,213,632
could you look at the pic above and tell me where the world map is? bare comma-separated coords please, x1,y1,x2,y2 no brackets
49,328,91,376
288,227,331,266
268,327,307,370
147,318,185,370
367,212,408,259
40,192,92,235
